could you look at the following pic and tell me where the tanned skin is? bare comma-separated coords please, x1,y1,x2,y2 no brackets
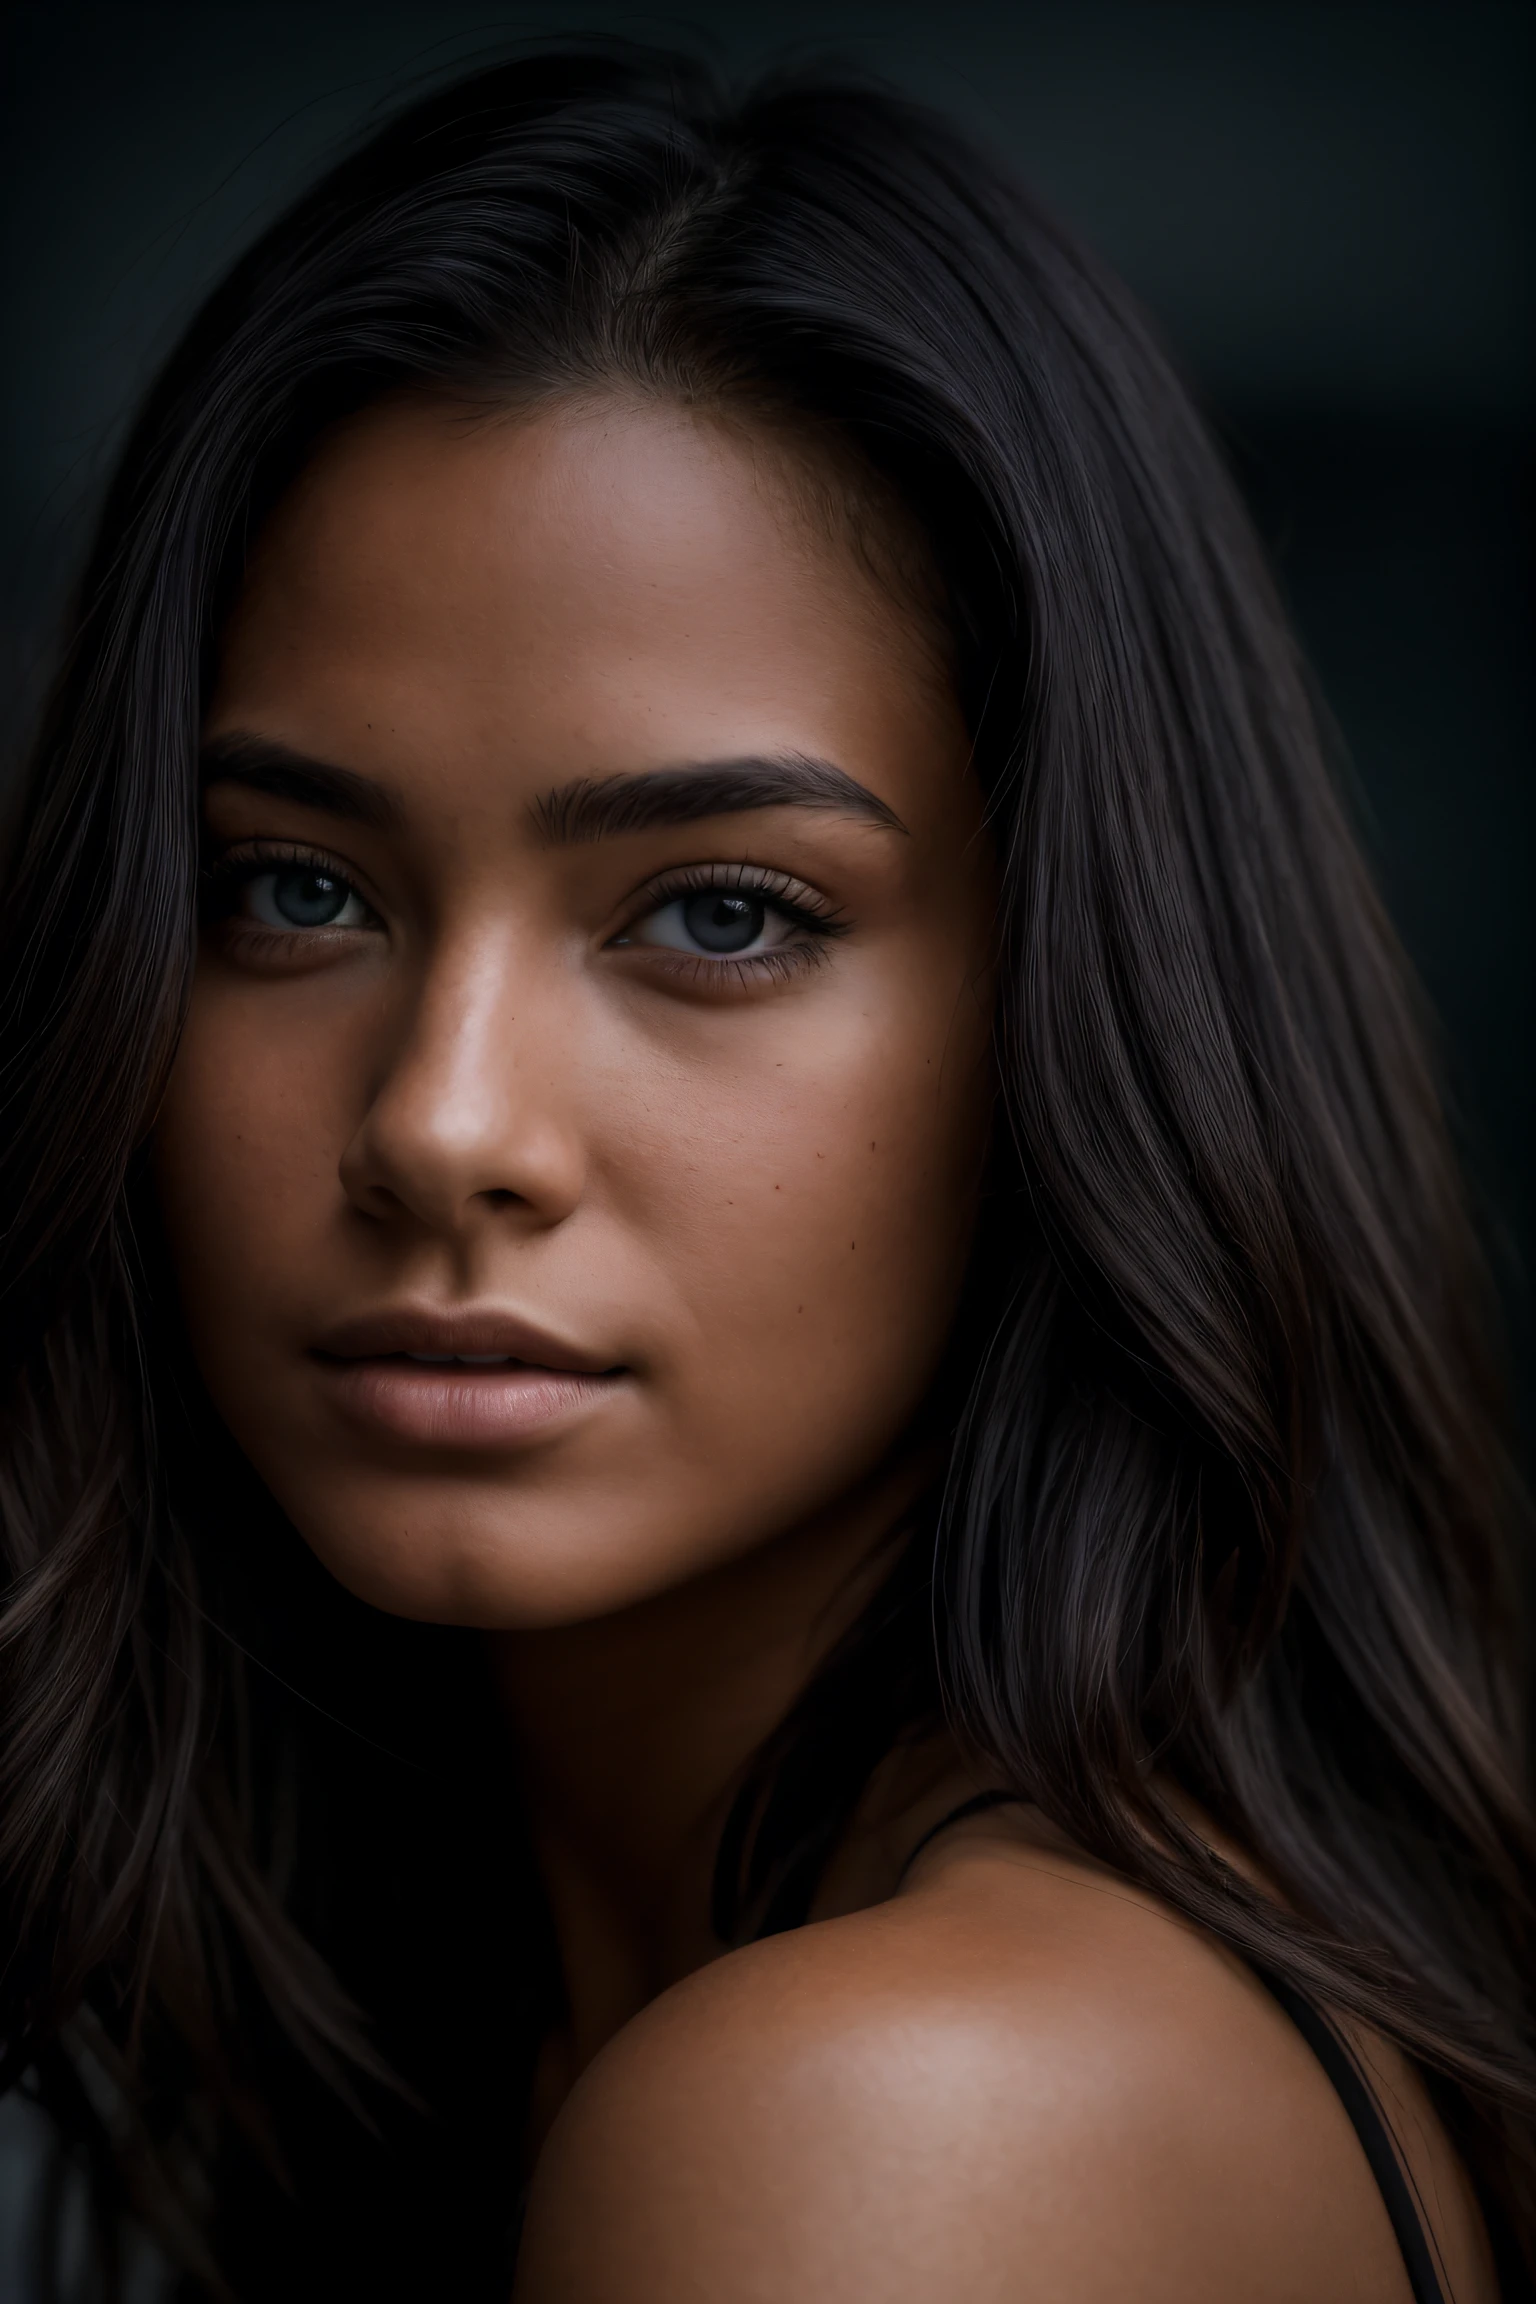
154,395,1496,2301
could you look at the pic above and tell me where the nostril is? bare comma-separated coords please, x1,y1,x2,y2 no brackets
482,1188,521,1208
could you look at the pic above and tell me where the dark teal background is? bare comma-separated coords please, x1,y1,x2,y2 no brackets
2,0,1532,1402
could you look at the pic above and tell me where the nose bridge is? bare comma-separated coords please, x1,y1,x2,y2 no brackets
343,917,582,1227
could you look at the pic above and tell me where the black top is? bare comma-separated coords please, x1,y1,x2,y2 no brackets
899,1791,1453,2304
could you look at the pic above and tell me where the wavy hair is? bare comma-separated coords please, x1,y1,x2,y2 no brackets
1,45,1531,2296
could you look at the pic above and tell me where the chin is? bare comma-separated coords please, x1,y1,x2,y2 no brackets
277,1482,706,1630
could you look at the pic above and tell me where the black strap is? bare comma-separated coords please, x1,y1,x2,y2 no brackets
899,1796,1452,2303
1254,1970,1450,2304
895,1788,1024,1887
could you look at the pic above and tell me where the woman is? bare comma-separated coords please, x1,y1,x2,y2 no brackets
0,44,1530,2302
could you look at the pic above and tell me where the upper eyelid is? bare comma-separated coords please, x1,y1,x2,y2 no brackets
203,836,361,871
205,843,823,895
203,838,378,896
628,862,845,919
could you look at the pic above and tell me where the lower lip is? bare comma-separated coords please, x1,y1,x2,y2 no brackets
317,1357,622,1448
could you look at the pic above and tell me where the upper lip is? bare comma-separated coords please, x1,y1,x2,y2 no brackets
312,1305,621,1374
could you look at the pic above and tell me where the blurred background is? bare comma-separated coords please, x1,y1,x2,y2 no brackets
0,0,1531,2289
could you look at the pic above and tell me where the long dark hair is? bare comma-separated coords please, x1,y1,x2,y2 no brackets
1,45,1531,2298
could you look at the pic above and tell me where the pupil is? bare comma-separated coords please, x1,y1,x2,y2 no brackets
274,868,346,927
683,892,764,954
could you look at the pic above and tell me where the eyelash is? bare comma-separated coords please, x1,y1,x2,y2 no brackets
614,862,848,983
199,844,848,982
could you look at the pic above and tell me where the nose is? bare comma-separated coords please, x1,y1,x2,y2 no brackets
339,929,585,1236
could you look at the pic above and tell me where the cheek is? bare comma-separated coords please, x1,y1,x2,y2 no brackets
152,976,357,1339
614,983,990,1456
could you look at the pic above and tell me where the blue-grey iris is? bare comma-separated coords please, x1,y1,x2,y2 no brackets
682,892,764,953
272,867,350,927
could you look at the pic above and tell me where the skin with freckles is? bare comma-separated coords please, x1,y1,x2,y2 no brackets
158,394,991,1631
153,395,1494,2302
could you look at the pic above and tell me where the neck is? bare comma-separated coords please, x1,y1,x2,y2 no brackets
489,1456,923,2075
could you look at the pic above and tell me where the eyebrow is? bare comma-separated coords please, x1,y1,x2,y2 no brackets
199,734,403,831
532,756,907,844
198,736,907,844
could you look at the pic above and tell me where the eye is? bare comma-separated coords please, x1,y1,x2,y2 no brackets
636,890,780,957
241,864,371,931
616,864,845,966
610,866,846,978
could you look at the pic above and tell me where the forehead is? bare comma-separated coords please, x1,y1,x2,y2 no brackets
211,393,972,841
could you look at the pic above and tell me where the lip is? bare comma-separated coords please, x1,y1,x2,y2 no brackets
312,1304,626,1449
315,1304,618,1371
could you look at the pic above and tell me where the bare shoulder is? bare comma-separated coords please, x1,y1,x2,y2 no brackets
514,1827,1494,2303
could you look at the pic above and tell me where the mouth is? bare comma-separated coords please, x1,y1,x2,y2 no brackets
311,1308,627,1448
394,1350,553,1366
314,1304,619,1370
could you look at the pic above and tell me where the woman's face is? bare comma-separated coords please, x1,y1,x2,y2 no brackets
155,395,994,1626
